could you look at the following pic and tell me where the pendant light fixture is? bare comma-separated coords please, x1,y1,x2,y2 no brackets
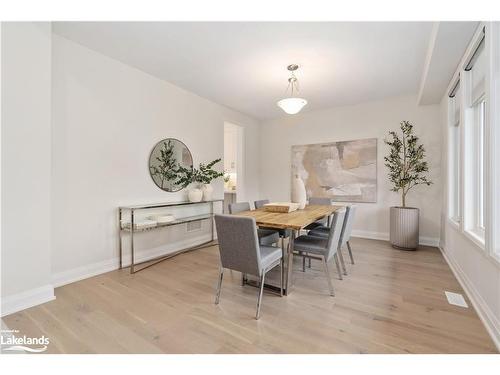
277,64,308,115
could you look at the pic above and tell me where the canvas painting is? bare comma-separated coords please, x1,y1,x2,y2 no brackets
291,138,377,203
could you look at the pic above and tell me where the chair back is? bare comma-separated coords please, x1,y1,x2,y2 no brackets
325,209,346,261
339,205,356,247
228,202,251,214
254,199,270,209
214,214,262,276
308,197,332,205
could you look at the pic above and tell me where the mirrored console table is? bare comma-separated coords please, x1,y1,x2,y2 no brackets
118,199,223,274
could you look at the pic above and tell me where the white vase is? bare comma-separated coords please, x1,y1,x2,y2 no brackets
202,184,213,201
291,174,307,209
188,187,203,202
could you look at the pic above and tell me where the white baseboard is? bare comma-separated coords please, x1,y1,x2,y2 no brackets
351,229,440,247
439,245,500,351
1,285,55,317
52,234,213,288
52,258,119,288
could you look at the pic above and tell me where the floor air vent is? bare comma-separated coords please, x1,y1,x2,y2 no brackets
445,291,468,308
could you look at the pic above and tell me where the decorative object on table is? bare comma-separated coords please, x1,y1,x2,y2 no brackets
384,121,432,250
188,188,203,202
121,219,157,230
291,138,377,203
175,158,224,202
148,214,175,224
201,184,214,201
277,64,308,115
149,138,193,192
263,202,300,213
291,175,307,209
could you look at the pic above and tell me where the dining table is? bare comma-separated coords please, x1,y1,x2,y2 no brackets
232,204,343,295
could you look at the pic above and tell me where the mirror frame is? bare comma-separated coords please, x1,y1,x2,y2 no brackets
148,138,193,193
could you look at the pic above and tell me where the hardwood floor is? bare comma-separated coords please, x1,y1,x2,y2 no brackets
2,238,497,354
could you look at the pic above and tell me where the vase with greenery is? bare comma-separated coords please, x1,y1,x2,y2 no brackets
175,158,224,201
384,121,432,249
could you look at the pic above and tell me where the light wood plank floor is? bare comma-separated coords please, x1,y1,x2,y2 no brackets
2,238,497,354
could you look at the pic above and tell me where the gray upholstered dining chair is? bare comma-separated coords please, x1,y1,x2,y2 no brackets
254,199,269,209
304,197,333,230
302,197,334,269
254,199,291,253
214,214,283,319
308,205,357,265
293,209,346,296
228,202,280,246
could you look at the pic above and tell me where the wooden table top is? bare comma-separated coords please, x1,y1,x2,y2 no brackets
233,204,343,230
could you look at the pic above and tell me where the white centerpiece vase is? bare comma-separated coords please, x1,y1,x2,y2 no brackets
291,174,307,209
188,187,203,202
202,184,213,201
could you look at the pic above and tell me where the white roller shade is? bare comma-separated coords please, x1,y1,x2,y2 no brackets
453,83,460,126
470,41,486,104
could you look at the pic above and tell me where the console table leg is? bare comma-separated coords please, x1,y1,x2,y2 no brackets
119,208,123,269
130,209,135,274
211,202,215,242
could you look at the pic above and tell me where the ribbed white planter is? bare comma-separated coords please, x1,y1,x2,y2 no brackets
390,207,419,250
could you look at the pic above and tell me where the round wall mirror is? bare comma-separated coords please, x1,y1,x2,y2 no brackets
149,138,193,192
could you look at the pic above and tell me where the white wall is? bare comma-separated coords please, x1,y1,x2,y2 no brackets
50,34,262,286
1,22,55,315
260,95,443,244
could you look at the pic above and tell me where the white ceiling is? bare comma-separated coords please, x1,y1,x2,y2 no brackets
53,22,476,120
418,22,479,105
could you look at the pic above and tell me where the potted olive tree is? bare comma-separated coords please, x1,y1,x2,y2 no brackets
384,121,432,250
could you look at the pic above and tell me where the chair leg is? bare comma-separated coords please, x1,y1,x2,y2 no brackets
241,272,246,286
280,259,284,297
256,271,266,319
308,257,311,268
215,267,224,304
321,256,335,296
334,253,343,280
338,247,348,276
347,241,355,264
302,253,306,272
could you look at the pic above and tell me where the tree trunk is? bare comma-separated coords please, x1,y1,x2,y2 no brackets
402,191,406,207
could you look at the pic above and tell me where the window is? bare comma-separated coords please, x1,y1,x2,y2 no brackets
463,36,486,243
476,99,485,231
447,23,500,261
448,91,461,223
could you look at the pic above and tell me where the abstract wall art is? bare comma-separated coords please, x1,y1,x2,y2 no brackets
291,138,377,203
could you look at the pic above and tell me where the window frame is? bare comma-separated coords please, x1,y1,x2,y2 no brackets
447,94,461,226
445,22,500,266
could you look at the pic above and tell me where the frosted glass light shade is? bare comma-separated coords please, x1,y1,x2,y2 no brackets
277,97,308,114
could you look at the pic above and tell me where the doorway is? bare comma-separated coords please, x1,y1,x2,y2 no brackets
223,122,244,213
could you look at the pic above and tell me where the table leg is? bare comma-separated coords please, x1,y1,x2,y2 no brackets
284,229,296,295
211,202,215,242
130,209,135,274
118,208,123,269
